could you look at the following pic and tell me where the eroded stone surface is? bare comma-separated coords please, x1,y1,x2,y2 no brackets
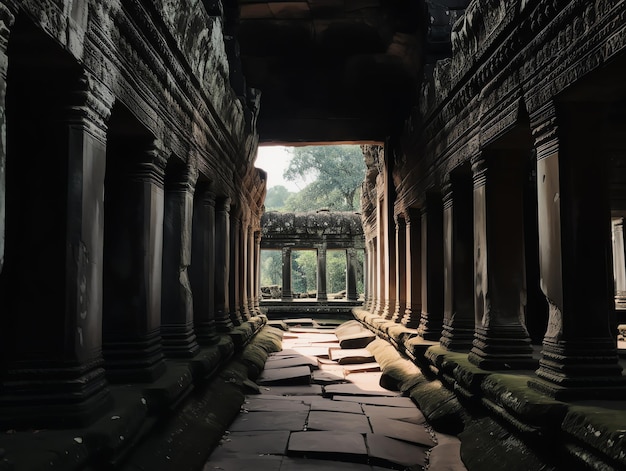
307,410,372,433
288,431,367,457
228,411,308,432
365,433,428,468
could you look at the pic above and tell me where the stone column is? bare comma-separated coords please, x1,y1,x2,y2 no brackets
214,197,233,332
317,243,328,301
248,226,256,314
161,161,200,357
612,218,626,310
229,212,243,325
468,154,534,369
363,243,370,307
440,175,475,352
282,246,293,301
102,138,167,382
527,102,626,399
0,73,113,426
190,182,218,344
347,247,359,301
239,216,250,321
393,216,407,322
403,208,422,328
254,231,262,312
375,197,385,316
418,195,444,340
383,194,397,319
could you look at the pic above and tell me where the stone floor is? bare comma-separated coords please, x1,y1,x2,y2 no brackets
203,319,467,471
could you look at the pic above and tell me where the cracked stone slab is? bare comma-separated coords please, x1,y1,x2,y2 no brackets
257,366,312,385
214,431,291,455
368,416,436,446
324,381,399,397
265,356,319,370
228,411,308,432
311,369,345,384
307,410,372,433
242,397,311,412
329,348,375,364
332,396,415,407
342,363,381,374
362,405,425,424
310,399,363,414
288,431,367,457
429,441,467,470
203,454,283,471
365,433,428,468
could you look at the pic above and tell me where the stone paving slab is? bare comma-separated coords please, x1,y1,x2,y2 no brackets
265,356,319,369
228,411,308,431
368,416,436,446
329,347,375,364
310,398,364,414
288,431,367,457
307,410,372,433
362,405,426,424
203,454,283,471
215,430,291,454
242,397,311,412
280,457,384,471
312,369,346,384
260,385,323,396
342,362,381,373
257,365,312,385
365,433,428,468
429,441,467,470
332,396,415,407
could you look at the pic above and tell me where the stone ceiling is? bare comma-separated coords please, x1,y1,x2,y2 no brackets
233,0,429,145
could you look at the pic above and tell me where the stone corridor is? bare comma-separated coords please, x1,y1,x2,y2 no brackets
203,320,466,471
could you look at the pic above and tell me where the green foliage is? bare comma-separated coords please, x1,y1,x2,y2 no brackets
283,145,365,211
260,250,282,286
327,250,346,294
291,250,317,294
264,185,293,211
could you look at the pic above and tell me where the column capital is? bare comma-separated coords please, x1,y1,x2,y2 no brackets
67,73,115,142
471,152,488,188
530,100,559,161
0,2,18,49
165,160,199,193
196,181,216,206
216,196,232,212
442,178,453,209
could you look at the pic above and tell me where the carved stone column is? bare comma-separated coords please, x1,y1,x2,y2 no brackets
248,226,256,314
468,153,535,369
161,161,200,357
347,247,359,301
403,208,422,328
239,216,250,321
190,182,219,344
229,211,243,325
0,73,113,426
418,195,444,340
102,138,167,382
282,246,293,301
528,102,626,399
383,195,397,320
440,175,475,352
317,243,328,301
254,231,262,312
214,197,233,332
612,218,626,310
393,216,407,322
363,243,370,307
375,198,385,316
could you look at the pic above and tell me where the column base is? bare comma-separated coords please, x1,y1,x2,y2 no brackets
103,332,166,383
229,308,243,326
402,306,423,329
529,337,626,399
161,323,201,358
468,325,537,370
195,321,221,345
439,316,474,352
391,302,406,323
0,360,111,429
215,316,234,332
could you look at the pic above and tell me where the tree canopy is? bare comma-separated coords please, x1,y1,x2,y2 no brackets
283,145,365,211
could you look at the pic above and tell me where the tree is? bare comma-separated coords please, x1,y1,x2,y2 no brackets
283,145,365,211
264,185,293,211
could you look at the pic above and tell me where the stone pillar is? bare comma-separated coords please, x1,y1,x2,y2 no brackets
282,246,293,301
214,197,233,332
254,231,262,312
248,226,256,314
440,175,475,352
229,212,243,325
418,195,444,340
190,182,218,344
0,73,113,426
375,197,385,316
317,243,328,301
239,216,250,321
363,243,370,307
403,208,422,328
383,195,397,319
612,218,626,310
468,154,535,369
393,216,407,322
161,161,200,357
347,247,359,301
102,138,167,382
528,102,626,399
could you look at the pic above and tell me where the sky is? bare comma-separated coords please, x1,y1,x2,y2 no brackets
254,145,310,191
